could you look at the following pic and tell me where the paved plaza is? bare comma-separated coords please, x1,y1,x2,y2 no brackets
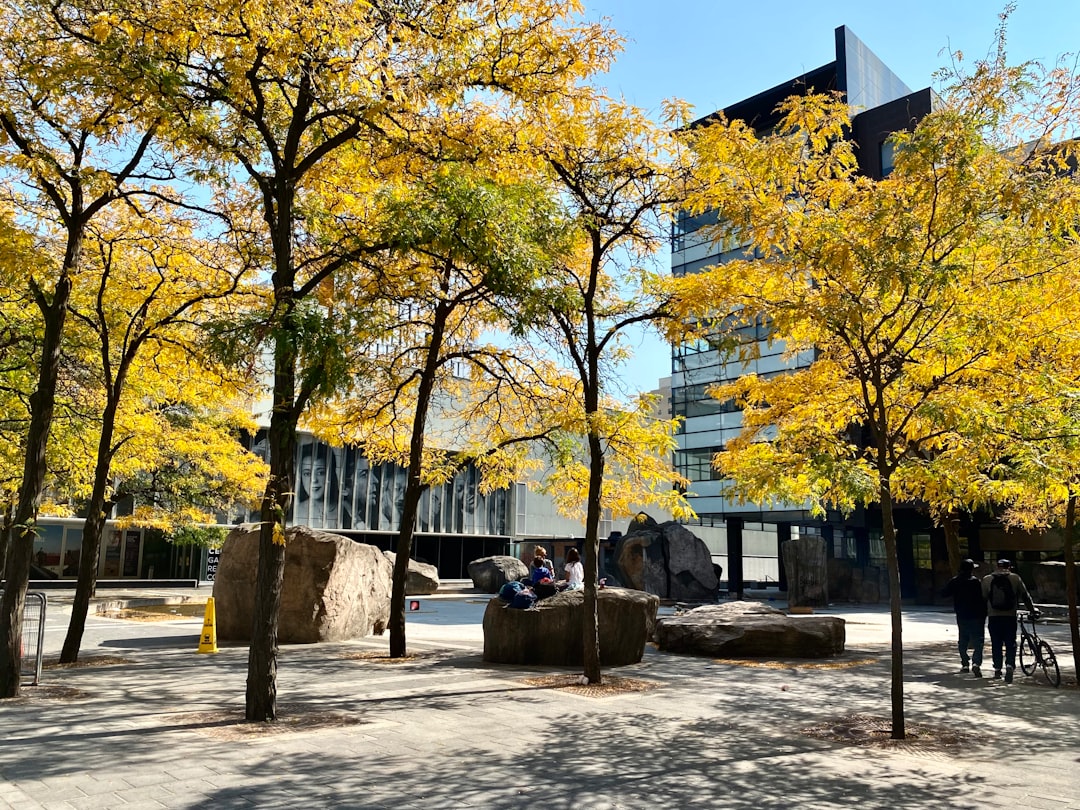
1,587,1077,809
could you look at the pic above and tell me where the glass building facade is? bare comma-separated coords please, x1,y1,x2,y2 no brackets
669,27,935,595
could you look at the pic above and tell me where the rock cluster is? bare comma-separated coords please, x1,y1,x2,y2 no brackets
213,525,392,643
468,555,529,593
654,601,845,658
384,551,440,595
611,515,718,602
483,588,659,666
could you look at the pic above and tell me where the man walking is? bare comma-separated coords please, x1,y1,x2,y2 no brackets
982,559,1035,683
940,559,985,677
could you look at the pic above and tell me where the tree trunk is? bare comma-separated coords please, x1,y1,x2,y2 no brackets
1064,495,1079,688
0,503,11,580
245,298,299,721
582,430,604,685
61,395,123,663
389,445,431,657
388,302,445,658
942,513,962,573
247,512,285,721
389,486,420,658
880,482,905,739
60,508,107,664
0,268,74,698
245,413,294,721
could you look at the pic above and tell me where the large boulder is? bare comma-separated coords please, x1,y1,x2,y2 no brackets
783,536,829,608
468,555,529,593
1031,561,1079,604
483,588,659,666
383,551,440,595
654,601,845,658
612,515,717,602
851,565,887,604
213,525,392,643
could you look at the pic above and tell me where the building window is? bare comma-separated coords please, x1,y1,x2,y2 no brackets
880,139,896,176
869,531,886,566
674,447,724,481
671,382,740,420
840,530,857,560
913,533,932,570
671,208,719,250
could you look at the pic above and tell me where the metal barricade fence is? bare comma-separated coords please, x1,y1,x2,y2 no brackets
0,590,46,685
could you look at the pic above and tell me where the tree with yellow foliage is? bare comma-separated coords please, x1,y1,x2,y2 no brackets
0,0,177,697
522,97,694,684
57,203,262,664
957,282,1080,687
0,207,44,580
88,0,618,719
308,162,578,658
674,46,1080,734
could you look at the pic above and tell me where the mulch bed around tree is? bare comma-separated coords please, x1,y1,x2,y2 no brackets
186,704,367,740
712,657,880,670
44,655,135,669
97,604,207,621
341,649,451,664
802,713,975,753
3,684,90,702
520,673,661,697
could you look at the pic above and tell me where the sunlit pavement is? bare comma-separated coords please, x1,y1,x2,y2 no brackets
1,587,1077,809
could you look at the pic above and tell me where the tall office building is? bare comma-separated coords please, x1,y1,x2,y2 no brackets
670,27,934,596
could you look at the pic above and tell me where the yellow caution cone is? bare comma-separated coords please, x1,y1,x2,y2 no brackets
197,597,219,654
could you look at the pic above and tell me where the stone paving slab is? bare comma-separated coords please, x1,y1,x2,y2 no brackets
1,593,1077,809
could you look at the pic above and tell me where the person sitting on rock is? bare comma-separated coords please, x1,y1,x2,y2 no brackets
558,547,584,591
530,545,555,574
530,554,557,598
521,545,554,582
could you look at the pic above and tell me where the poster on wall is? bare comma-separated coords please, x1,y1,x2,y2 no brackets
33,523,64,576
257,433,510,537
103,530,122,577
205,547,221,582
123,531,141,577
294,440,339,529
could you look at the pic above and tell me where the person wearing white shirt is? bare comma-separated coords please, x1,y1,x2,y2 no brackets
562,547,584,591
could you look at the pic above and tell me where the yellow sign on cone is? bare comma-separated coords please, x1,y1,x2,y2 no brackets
197,597,219,654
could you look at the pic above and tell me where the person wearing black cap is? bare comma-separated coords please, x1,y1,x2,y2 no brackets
940,559,986,676
982,559,1036,683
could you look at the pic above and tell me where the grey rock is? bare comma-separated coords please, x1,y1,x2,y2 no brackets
213,525,392,643
612,515,718,602
468,555,529,593
384,551,440,595
482,588,659,666
654,600,845,658
783,536,829,607
1032,561,1079,604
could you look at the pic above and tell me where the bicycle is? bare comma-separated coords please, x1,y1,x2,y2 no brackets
1017,610,1061,687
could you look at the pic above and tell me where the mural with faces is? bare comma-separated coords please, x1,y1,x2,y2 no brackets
243,432,508,535
294,441,342,529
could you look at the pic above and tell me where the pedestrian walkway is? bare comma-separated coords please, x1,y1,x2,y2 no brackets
1,590,1077,809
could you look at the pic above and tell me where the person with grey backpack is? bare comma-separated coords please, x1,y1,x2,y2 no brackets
982,559,1036,683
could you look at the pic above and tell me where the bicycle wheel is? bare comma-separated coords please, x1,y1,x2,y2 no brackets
1019,634,1037,676
1037,640,1061,687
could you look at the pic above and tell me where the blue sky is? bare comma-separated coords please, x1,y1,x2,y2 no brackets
586,1,1080,391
